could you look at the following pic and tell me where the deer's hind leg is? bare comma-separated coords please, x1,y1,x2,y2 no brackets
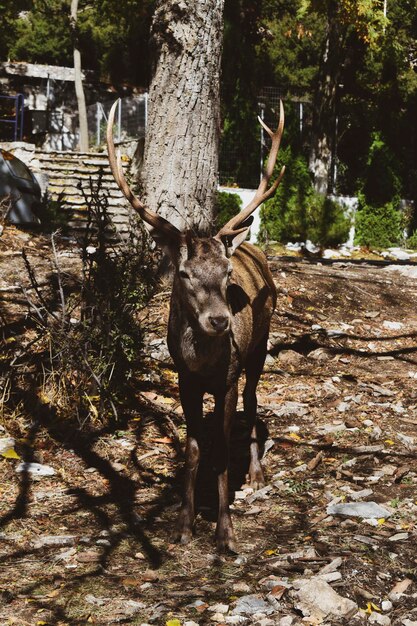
243,332,268,490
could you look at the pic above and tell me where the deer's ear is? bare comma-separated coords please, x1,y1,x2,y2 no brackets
219,217,253,257
146,226,184,261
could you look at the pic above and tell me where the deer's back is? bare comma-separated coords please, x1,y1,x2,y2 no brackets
230,242,276,356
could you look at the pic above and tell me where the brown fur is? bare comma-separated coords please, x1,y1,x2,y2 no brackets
167,238,276,552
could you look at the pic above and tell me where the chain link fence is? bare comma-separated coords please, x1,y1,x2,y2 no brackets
87,89,310,188
87,95,148,149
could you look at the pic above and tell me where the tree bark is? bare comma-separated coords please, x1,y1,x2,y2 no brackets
309,0,345,195
140,0,224,234
70,0,89,153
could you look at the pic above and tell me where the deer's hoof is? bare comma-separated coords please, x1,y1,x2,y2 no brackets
216,533,238,554
215,521,237,554
179,529,193,544
175,513,193,544
247,465,265,490
173,524,193,544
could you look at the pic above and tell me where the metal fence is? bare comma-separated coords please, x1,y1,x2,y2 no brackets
87,94,148,148
87,88,310,188
0,93,24,141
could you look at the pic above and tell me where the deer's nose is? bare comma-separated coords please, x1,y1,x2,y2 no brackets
209,315,229,332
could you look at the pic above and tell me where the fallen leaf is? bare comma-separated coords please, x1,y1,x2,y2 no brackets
122,577,141,587
391,578,412,594
150,437,173,445
307,451,324,471
1,447,20,459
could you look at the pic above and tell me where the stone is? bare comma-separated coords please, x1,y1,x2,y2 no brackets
231,594,274,616
270,401,309,418
33,535,77,549
388,533,409,542
225,616,248,625
327,501,392,519
308,348,331,362
209,603,229,614
16,462,55,476
291,578,358,621
369,613,391,625
277,350,305,367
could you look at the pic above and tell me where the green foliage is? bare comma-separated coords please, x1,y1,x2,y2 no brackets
362,132,402,207
260,147,350,246
406,230,417,250
9,1,72,66
0,1,29,60
260,2,325,94
215,191,242,229
7,0,155,84
36,192,72,232
307,194,351,247
354,195,404,249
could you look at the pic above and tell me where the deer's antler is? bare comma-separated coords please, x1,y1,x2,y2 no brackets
216,100,285,239
107,99,181,241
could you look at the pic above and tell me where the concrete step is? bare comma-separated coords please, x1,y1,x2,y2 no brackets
35,148,132,234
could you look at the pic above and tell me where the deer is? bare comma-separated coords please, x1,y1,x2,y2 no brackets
107,100,285,552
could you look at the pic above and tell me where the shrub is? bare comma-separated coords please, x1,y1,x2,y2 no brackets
354,195,404,249
406,230,417,250
215,190,242,229
305,194,351,248
260,147,312,242
3,175,156,428
260,147,350,246
36,191,71,232
362,133,402,207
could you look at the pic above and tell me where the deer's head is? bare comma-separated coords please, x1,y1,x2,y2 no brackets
107,101,284,337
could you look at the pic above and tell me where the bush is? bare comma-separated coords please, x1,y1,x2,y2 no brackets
260,147,350,246
354,195,404,249
215,190,242,229
362,133,402,207
306,194,351,248
406,230,417,250
260,147,312,242
2,175,156,428
36,191,71,231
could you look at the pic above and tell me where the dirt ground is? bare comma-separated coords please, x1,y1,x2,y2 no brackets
1,228,417,626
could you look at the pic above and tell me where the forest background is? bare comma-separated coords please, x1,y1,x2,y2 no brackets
1,0,417,248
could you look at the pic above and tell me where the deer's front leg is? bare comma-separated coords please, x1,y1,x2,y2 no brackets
175,373,203,544
213,382,238,553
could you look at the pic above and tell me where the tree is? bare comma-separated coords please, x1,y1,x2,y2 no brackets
306,0,387,195
7,1,155,86
0,1,30,62
8,1,73,66
70,0,89,152
139,0,224,233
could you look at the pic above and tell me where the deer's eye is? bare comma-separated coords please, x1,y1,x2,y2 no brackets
179,270,190,280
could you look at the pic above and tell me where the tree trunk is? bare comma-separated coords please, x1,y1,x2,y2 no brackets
70,0,89,153
140,0,224,234
309,0,345,195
